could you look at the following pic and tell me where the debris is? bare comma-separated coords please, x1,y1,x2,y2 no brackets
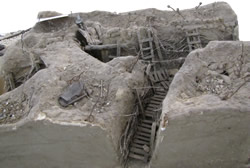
58,81,88,107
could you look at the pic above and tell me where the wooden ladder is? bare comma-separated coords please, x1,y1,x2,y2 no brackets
137,29,155,61
186,28,202,52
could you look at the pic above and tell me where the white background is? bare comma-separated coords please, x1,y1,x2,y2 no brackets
0,0,249,40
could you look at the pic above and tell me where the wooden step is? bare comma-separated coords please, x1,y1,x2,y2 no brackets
151,96,164,102
139,123,152,129
149,100,162,105
186,32,199,37
129,153,145,161
145,113,154,118
153,95,166,100
131,143,144,149
137,131,151,138
133,138,150,145
137,126,151,133
141,38,153,43
142,47,151,51
147,103,160,109
155,91,167,96
188,40,201,45
160,81,169,90
141,119,153,124
134,135,150,142
146,106,158,112
130,147,148,155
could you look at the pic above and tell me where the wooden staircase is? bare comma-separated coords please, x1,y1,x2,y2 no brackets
128,69,170,162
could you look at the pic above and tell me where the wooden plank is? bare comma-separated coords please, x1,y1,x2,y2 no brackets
141,119,153,124
137,31,144,58
130,147,147,155
7,73,15,90
151,96,164,102
186,32,199,36
147,103,160,108
134,135,150,142
152,29,163,61
131,143,144,149
149,100,162,106
142,54,154,60
189,40,201,45
153,71,160,82
145,113,154,118
156,71,166,81
139,123,152,129
137,131,151,138
146,106,158,112
137,126,151,133
160,81,169,90
85,43,127,50
153,95,165,100
135,89,145,119
134,139,150,145
116,41,121,57
150,122,157,151
129,153,145,161
142,47,152,51
141,37,153,43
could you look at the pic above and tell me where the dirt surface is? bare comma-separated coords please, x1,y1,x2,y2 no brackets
0,1,245,168
151,41,250,168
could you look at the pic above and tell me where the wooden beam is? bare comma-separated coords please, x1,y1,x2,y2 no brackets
84,43,127,51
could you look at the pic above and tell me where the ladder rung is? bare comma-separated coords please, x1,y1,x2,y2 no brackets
130,147,148,155
145,107,157,112
142,47,152,51
133,138,150,145
137,131,151,137
154,94,166,99
149,100,162,105
145,113,154,118
131,143,144,149
147,103,160,108
188,40,201,45
155,91,167,96
137,126,151,133
141,119,153,124
186,32,200,36
129,153,145,161
160,82,169,90
141,38,153,43
134,135,150,141
139,123,152,129
151,97,163,102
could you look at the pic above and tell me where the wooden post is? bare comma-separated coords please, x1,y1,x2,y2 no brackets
135,89,145,119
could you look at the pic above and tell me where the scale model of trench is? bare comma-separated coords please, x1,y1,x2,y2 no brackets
0,2,249,168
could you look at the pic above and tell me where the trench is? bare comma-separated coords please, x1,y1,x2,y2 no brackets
74,21,207,166
118,28,205,167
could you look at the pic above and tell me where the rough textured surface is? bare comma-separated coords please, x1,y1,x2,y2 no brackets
0,16,145,167
151,41,250,168
0,121,119,168
0,2,243,168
